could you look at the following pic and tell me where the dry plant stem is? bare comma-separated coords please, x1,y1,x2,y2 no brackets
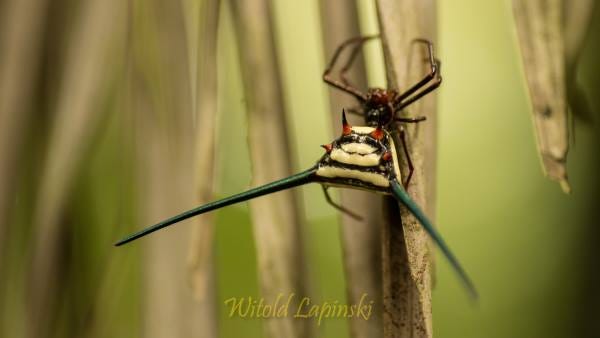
26,1,125,337
564,0,595,67
564,0,595,121
513,0,570,193
418,1,439,286
0,0,49,273
376,0,437,337
229,1,311,337
186,0,220,304
319,1,383,337
129,1,216,337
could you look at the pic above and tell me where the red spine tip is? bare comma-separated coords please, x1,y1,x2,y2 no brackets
342,109,352,135
370,127,384,140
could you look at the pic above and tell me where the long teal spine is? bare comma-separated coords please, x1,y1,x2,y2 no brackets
390,179,478,299
115,167,317,246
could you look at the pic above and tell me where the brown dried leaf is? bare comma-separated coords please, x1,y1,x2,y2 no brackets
513,0,570,193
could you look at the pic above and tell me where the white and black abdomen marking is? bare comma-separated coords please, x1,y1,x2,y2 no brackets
315,126,400,191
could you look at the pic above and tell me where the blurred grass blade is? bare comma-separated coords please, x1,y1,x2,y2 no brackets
27,0,125,336
0,0,49,272
186,0,221,303
128,0,217,337
319,1,383,337
228,0,312,337
512,0,570,193
376,0,438,336
0,0,49,335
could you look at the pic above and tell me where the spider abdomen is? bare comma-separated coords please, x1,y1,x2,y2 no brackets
315,125,400,191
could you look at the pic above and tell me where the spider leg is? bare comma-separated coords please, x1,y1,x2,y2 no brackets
394,39,442,111
323,35,379,102
395,63,442,111
321,185,363,221
398,125,415,189
339,35,379,87
395,116,427,123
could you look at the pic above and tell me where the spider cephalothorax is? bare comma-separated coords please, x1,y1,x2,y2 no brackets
364,88,399,126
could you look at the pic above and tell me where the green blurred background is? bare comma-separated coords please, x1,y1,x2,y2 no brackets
1,0,599,337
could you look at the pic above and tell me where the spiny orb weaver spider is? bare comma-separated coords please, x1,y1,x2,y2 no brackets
115,36,476,298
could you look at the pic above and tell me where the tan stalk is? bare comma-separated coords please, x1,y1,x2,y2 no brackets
185,0,220,308
228,0,311,337
319,1,383,337
376,0,438,337
128,0,215,337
